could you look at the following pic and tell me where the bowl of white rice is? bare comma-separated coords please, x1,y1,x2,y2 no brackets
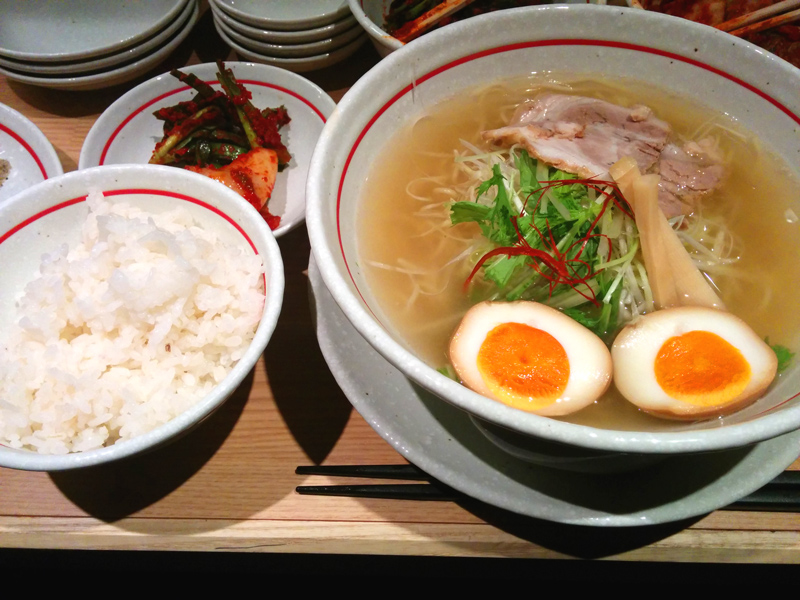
0,164,284,470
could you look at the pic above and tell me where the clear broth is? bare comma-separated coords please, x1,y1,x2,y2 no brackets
358,75,800,430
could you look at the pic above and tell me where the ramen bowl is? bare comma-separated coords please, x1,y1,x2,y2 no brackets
307,5,800,462
0,165,284,470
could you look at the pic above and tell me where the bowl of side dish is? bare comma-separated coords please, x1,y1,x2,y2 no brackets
306,4,800,461
348,1,632,57
348,0,402,56
0,164,284,470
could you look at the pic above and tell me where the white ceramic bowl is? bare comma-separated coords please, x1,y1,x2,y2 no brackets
0,165,284,470
217,21,367,73
348,0,636,57
0,0,199,92
307,5,800,458
211,1,357,45
213,0,351,31
0,0,190,62
347,0,402,57
214,12,365,58
0,0,196,76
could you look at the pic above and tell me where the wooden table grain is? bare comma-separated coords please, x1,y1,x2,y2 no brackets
2,4,800,572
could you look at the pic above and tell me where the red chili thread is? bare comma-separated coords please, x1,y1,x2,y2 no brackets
464,178,631,307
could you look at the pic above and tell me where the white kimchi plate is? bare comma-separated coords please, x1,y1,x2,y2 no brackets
0,102,63,204
80,62,336,238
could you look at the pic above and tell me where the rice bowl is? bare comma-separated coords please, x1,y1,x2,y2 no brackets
0,164,284,470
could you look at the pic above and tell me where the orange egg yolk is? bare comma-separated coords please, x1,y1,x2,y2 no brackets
476,322,569,409
654,330,751,406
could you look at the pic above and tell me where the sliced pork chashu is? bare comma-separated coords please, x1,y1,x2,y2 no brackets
482,93,671,179
657,142,726,218
482,93,725,218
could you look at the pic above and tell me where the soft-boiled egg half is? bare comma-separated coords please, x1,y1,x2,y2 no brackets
612,306,778,420
449,301,612,416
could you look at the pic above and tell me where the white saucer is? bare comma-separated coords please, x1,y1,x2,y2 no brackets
0,0,195,77
0,103,63,204
213,0,351,31
214,11,364,58
79,62,336,238
0,1,199,91
211,2,357,44
216,20,367,73
0,0,189,63
308,255,800,526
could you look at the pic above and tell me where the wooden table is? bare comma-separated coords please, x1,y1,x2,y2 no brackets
2,4,800,576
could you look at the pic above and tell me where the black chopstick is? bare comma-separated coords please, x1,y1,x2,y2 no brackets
296,483,459,501
295,465,457,501
295,464,431,481
296,465,800,510
726,471,800,511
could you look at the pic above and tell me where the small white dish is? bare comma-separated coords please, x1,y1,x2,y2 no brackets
0,164,284,471
213,0,351,31
79,62,336,238
308,255,800,526
0,0,189,63
216,19,366,73
0,0,195,77
214,11,364,58
0,103,63,204
0,1,199,91
211,1,357,44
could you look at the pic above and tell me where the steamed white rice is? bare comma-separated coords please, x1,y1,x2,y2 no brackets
0,191,265,454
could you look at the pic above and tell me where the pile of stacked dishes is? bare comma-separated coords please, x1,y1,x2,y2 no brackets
209,0,366,72
0,0,199,91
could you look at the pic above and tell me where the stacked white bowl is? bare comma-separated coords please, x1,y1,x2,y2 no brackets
209,0,367,72
0,0,200,91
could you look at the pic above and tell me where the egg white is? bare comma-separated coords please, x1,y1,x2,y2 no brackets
611,306,778,419
449,301,613,416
